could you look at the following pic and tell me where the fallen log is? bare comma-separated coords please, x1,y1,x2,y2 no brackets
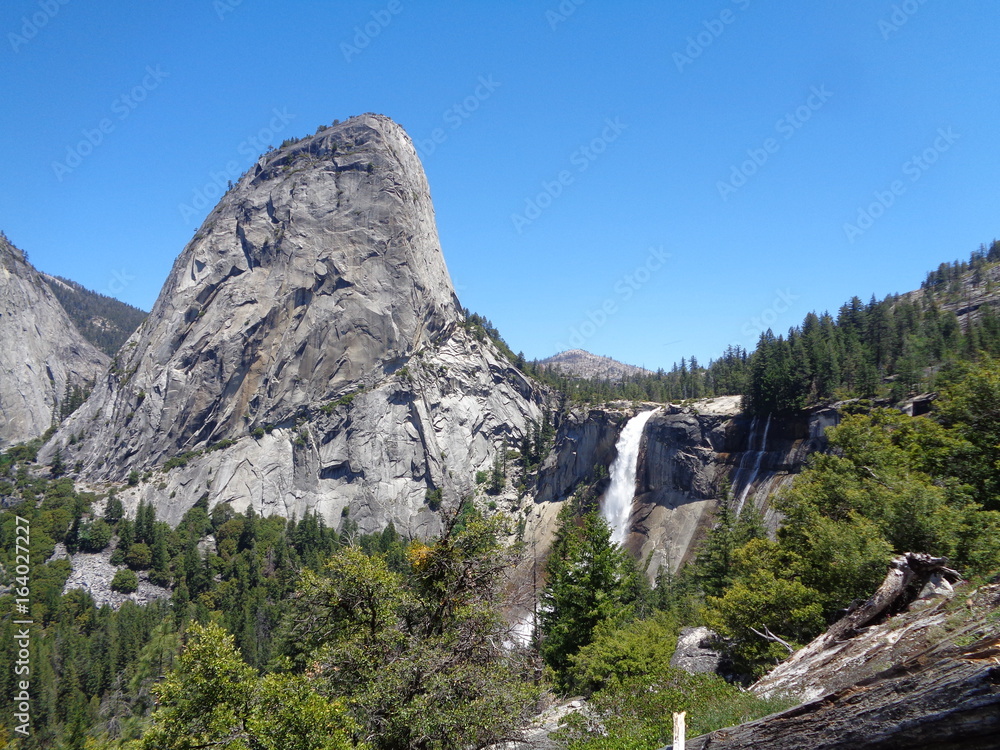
659,565,1000,749
823,552,961,645
666,635,1000,749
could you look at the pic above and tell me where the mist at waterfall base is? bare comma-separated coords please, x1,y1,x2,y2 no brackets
602,410,659,546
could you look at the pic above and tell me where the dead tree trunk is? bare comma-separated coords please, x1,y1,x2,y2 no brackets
823,552,961,644
670,636,1000,749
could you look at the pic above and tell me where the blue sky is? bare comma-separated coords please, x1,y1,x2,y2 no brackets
2,1,998,372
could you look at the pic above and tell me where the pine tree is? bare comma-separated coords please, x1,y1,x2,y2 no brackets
539,509,645,688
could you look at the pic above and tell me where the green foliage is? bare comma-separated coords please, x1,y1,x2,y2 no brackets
127,470,139,486
424,488,443,511
111,568,139,593
566,612,679,696
138,623,358,750
689,486,766,599
935,356,1000,509
705,562,825,675
321,389,364,414
556,669,794,750
104,492,124,524
59,382,91,420
77,518,112,552
278,514,539,750
0,465,412,748
704,376,1000,674
539,509,648,689
125,542,152,570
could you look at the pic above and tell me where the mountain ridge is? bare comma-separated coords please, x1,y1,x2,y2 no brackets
539,349,653,382
41,273,147,356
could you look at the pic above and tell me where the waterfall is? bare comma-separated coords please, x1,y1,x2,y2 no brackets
734,413,772,514
603,409,659,546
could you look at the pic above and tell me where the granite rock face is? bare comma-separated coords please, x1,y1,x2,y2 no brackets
535,407,628,504
629,405,838,576
42,114,545,536
0,236,109,448
531,399,837,580
670,626,725,675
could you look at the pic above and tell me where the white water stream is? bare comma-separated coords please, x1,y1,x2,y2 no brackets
603,409,659,546
734,413,772,514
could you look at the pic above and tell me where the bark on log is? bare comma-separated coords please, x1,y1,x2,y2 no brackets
825,552,960,645
754,552,962,689
668,636,1000,750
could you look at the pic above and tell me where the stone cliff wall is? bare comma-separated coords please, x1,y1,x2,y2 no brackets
531,398,839,579
0,236,108,448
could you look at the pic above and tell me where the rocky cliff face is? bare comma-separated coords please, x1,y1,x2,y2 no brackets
0,236,109,448
531,397,838,579
631,402,838,575
535,407,629,504
42,114,544,536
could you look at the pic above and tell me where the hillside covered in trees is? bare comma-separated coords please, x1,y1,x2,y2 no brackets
522,240,1000,412
43,275,147,357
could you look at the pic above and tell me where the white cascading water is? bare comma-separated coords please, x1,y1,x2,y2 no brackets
603,409,659,546
734,413,772,514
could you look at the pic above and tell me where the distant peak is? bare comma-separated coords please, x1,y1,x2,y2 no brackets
539,349,651,382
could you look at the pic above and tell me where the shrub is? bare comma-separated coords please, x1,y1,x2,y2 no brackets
111,569,139,594
425,488,443,511
78,519,113,553
206,438,237,453
149,568,171,587
125,542,152,570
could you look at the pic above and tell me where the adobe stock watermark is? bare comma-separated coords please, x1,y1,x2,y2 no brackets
843,127,959,244
718,85,833,201
51,66,169,183
510,117,626,234
178,107,296,224
414,75,500,160
878,0,930,40
214,0,244,21
99,268,136,298
11,516,33,737
8,0,70,53
341,0,403,63
546,0,585,30
555,246,670,350
674,0,751,73
742,289,799,340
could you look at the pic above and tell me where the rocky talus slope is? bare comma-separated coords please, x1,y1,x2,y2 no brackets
0,236,109,448
41,114,544,535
